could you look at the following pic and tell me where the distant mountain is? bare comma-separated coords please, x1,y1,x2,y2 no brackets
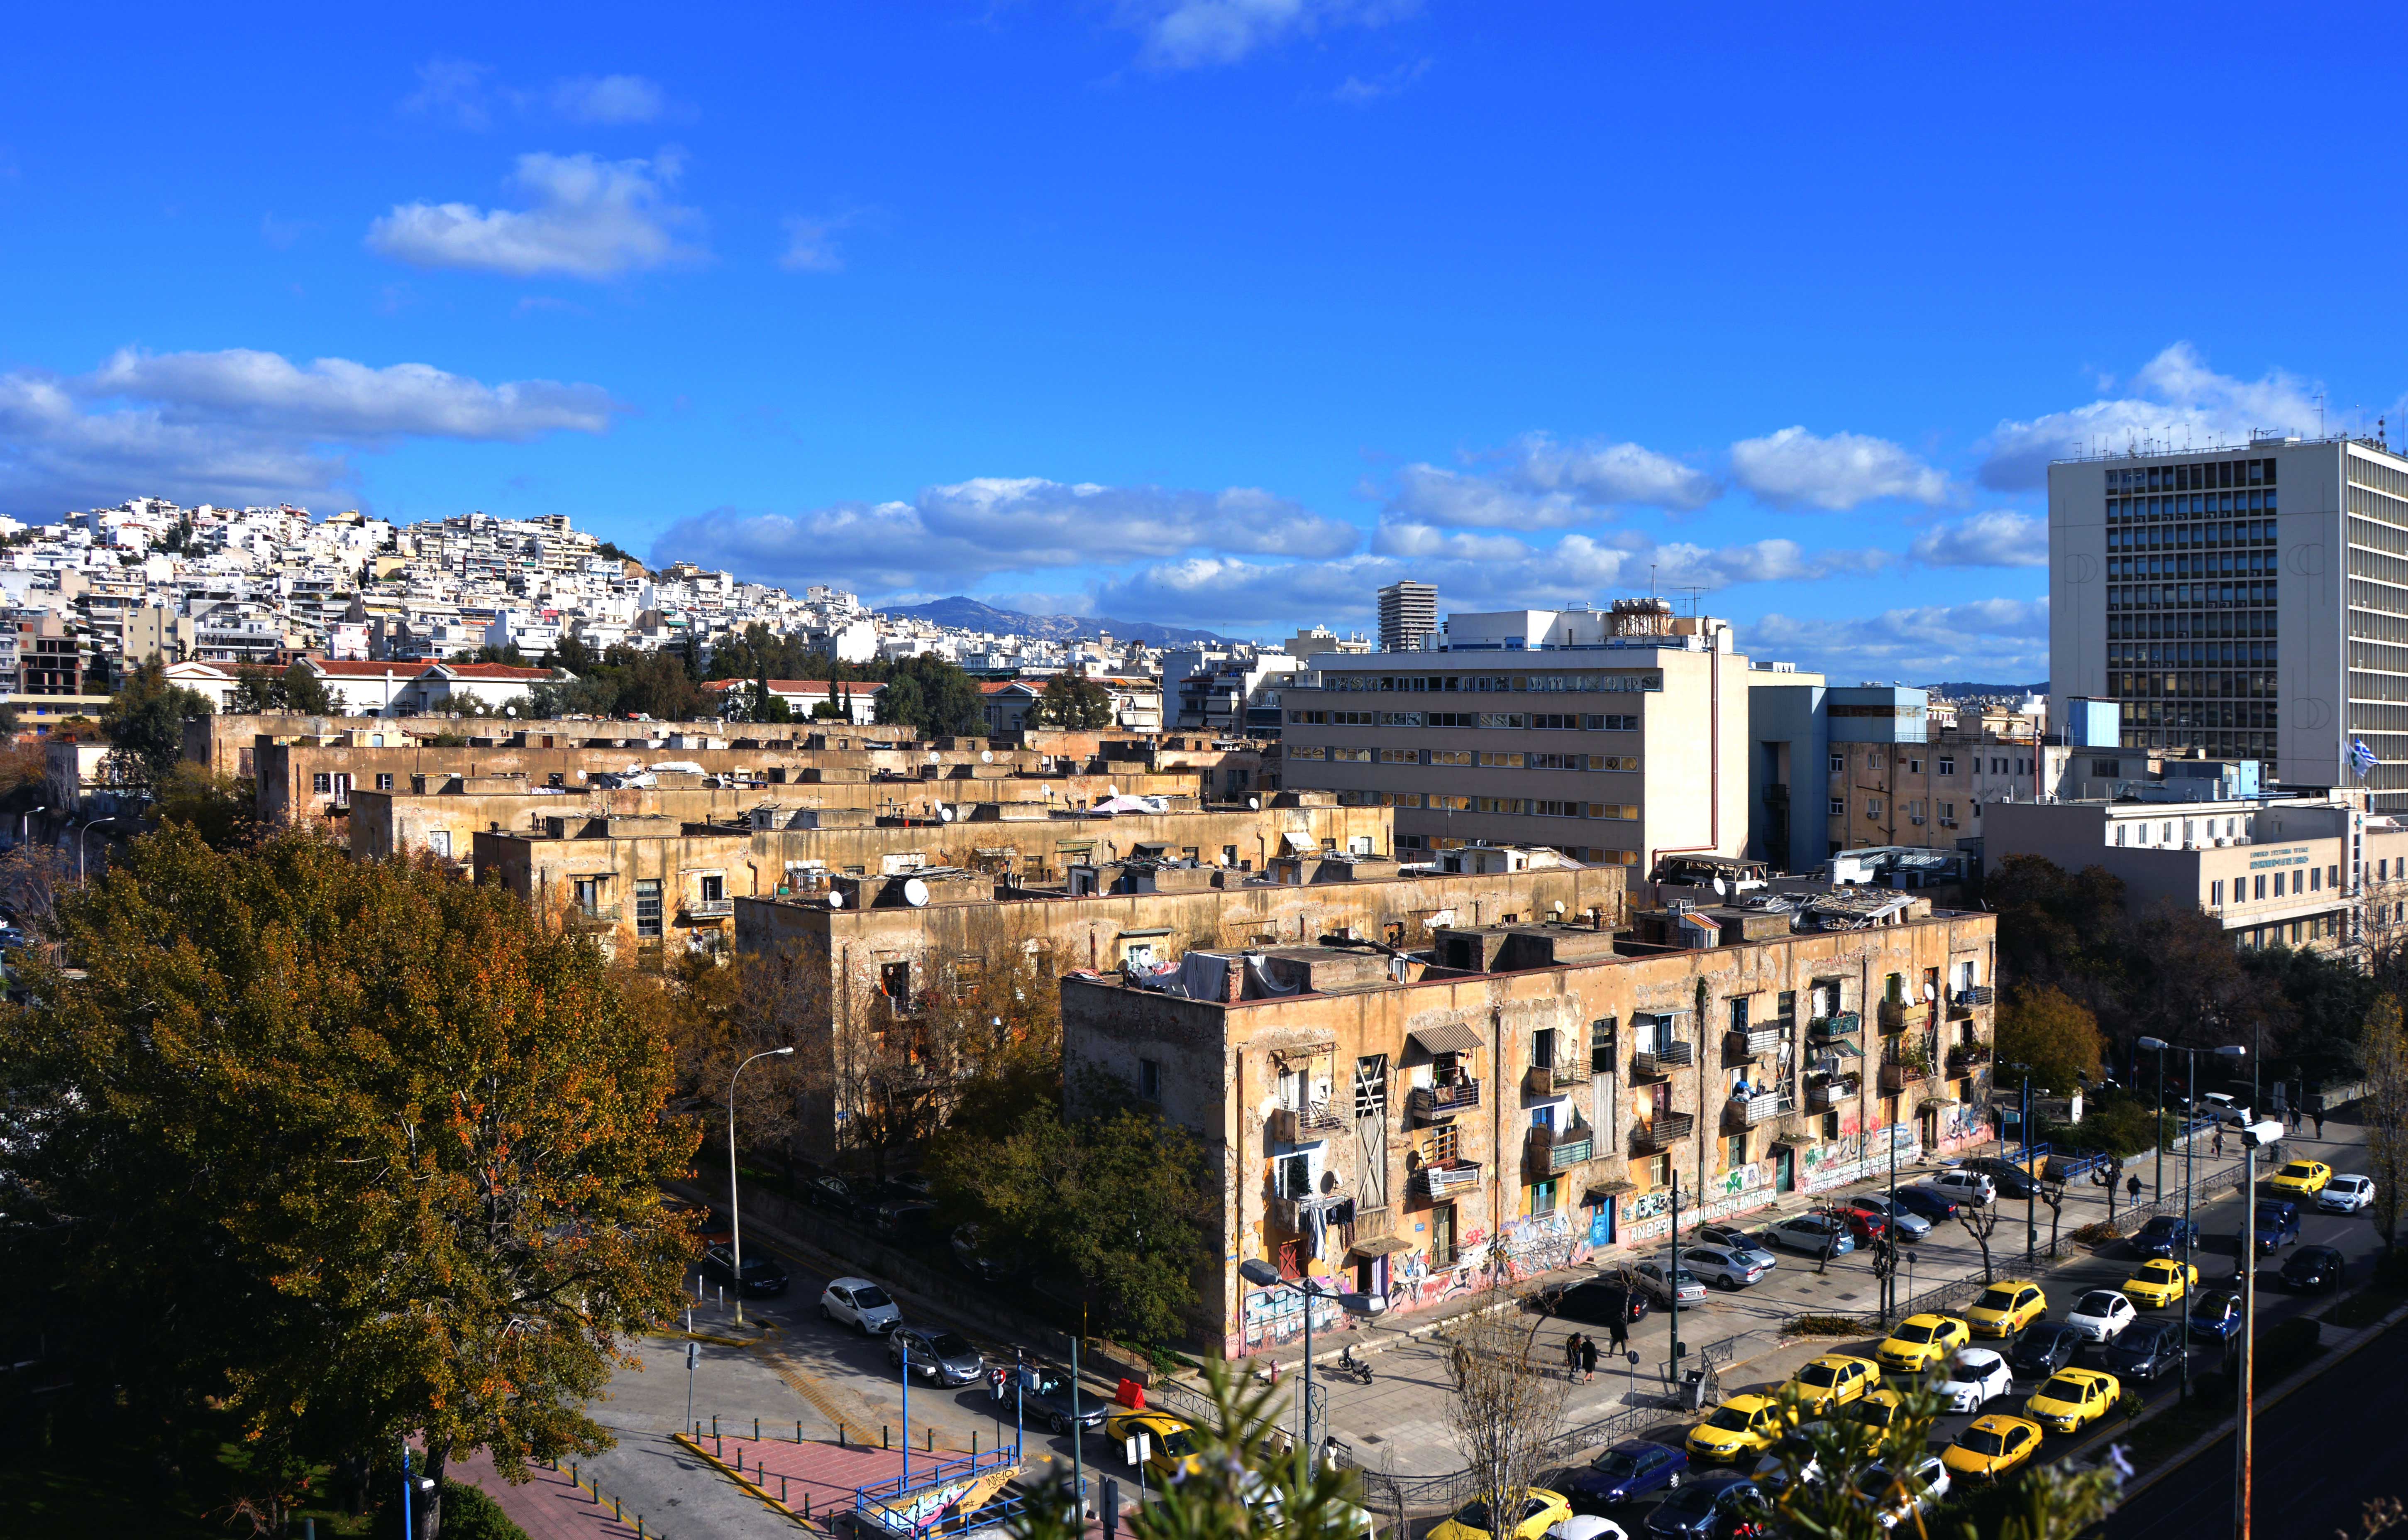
883,596,1246,648
1924,681,2048,699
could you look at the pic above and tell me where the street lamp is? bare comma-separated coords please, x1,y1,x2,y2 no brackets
77,816,124,887
1237,1260,1382,1467
727,1046,795,1326
17,804,44,849
2136,1037,2246,1406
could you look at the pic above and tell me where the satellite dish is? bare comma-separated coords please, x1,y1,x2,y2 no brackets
938,804,955,823
1712,877,1727,897
980,749,994,763
902,877,931,907
1248,796,1260,810
1106,784,1119,798
926,749,941,763
1553,900,1565,914
825,889,845,909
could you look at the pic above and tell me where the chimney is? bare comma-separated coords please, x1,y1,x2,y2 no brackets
1222,956,1245,1003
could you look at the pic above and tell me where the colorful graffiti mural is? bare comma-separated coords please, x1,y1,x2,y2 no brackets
1239,1278,1348,1349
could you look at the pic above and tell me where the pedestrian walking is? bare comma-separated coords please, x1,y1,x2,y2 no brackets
2127,1173,2142,1206
1580,1335,1600,1384
2315,1110,2327,1139
1608,1309,1630,1356
1564,1331,1583,1382
2212,1127,2224,1158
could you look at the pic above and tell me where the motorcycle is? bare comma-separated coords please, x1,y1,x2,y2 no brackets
1330,1344,1374,1385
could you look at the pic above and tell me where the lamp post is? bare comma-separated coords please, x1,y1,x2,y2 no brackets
17,804,44,848
1238,1261,1382,1469
2136,1037,2246,1405
2232,1116,2283,1540
77,816,122,887
727,1046,795,1326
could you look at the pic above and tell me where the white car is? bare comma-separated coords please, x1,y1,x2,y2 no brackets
1930,1170,1996,1206
2320,1174,2375,1213
1548,1519,1629,1540
820,1276,902,1335
1867,1453,1951,1530
1681,1244,1771,1291
2065,1288,2137,1343
1930,1348,2014,1413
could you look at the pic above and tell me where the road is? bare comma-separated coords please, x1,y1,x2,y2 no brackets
2102,1312,2408,1539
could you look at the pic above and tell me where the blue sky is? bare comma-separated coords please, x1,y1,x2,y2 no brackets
5,3,2406,681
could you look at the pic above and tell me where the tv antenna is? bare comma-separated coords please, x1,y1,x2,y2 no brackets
2316,391,2327,438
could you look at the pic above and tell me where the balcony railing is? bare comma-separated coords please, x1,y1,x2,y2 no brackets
1412,1159,1483,1197
1725,1025,1786,1062
1633,1041,1694,1079
566,903,622,929
1878,1000,1930,1032
1726,1090,1793,1127
1880,1061,1929,1093
1348,1205,1397,1246
1528,1125,1595,1173
1952,985,1995,1009
1809,1011,1861,1038
1531,1059,1591,1092
1946,1044,1994,1072
1270,1104,1345,1144
685,897,736,919
1408,1080,1482,1124
1631,1112,1694,1152
1811,1077,1859,1107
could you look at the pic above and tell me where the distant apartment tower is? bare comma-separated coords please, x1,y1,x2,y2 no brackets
1377,580,1437,653
2047,431,2408,811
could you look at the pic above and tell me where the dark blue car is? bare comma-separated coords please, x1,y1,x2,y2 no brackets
2252,1201,2300,1254
2133,1215,2200,1260
1643,1473,1768,1538
2189,1290,2244,1342
1892,1186,1962,1223
1567,1440,1689,1510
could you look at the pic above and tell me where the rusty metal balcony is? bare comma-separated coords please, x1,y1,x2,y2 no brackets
1811,1077,1859,1107
1724,1090,1793,1128
1411,1159,1483,1198
1809,1011,1861,1038
1270,1104,1345,1144
1877,1000,1929,1033
1880,1061,1928,1093
685,897,735,919
1724,1025,1786,1062
1408,1079,1482,1125
1630,1112,1694,1152
1633,1041,1694,1080
1527,1124,1595,1174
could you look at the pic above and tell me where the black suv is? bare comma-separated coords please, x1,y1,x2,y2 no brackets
1954,1157,2042,1201
2101,1318,2183,1382
2279,1245,2345,1292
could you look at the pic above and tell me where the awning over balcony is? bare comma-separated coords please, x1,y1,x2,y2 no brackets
1584,1178,1638,1203
1281,831,1319,853
1347,1234,1415,1259
1408,1022,1483,1057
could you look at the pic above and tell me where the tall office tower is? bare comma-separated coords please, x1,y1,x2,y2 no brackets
1377,580,1437,653
2048,432,2408,811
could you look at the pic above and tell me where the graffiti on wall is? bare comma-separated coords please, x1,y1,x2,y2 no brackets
1803,1124,1918,1193
1387,1247,1478,1312
1498,1208,1592,1280
1240,1281,1347,1348
1614,1161,1782,1247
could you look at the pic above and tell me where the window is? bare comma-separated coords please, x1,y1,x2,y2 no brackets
634,878,662,938
1528,1178,1559,1215
880,961,912,1000
1829,754,1844,772
1532,1027,1557,1071
1478,751,1521,767
427,829,451,858
1139,1058,1161,1102
1430,749,1474,766
1938,757,1955,775
2331,864,2342,890
573,877,605,916
1729,997,1749,1033
1908,758,1922,774
2310,867,2322,892
313,772,331,793
1866,798,1882,818
1828,798,1844,815
700,872,726,903
2212,879,2225,907
1432,1122,1461,1164
1939,801,1955,821
1379,747,1419,763
1727,1132,1748,1167
1587,803,1639,820
2254,875,2266,900
375,772,394,791
1331,747,1373,763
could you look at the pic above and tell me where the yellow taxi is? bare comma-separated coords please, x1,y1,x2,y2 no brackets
1875,1314,1971,1374
1102,1407,1200,1483
1963,1280,2046,1338
1783,1354,1883,1416
1940,1413,2044,1481
1426,1489,1572,1540
2023,1367,2120,1435
1685,1394,1791,1464
2268,1159,2333,1196
1844,1387,1909,1454
2120,1260,2199,1310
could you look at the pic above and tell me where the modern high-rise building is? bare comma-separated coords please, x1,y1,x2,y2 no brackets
1377,579,1437,653
2048,433,2408,812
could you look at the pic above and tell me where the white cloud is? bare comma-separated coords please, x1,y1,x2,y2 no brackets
1980,343,2326,490
1332,58,1430,104
550,75,666,125
1385,464,1590,530
1742,598,2049,683
1508,433,1720,511
1653,538,1893,587
1121,0,1416,69
0,348,617,516
401,57,496,129
1383,433,1719,529
651,477,1363,592
779,214,851,274
367,152,703,279
1910,509,2046,567
1729,425,1951,511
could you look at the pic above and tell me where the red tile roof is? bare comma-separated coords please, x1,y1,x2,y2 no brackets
700,679,884,694
309,659,419,677
433,662,555,681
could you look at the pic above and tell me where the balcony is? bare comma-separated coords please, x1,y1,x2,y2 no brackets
1725,1090,1793,1127
1526,1124,1595,1174
1878,1000,1930,1033
1631,1112,1695,1152
1408,1079,1482,1125
685,897,735,919
1880,1061,1929,1093
1412,1159,1483,1198
1724,1025,1786,1063
1951,985,1995,1011
1633,1041,1695,1080
1946,1043,1993,1073
565,903,621,930
1347,1205,1397,1247
1268,1193,1350,1233
1811,1076,1859,1107
1270,1104,1345,1144
1809,1011,1861,1038
1528,1059,1591,1093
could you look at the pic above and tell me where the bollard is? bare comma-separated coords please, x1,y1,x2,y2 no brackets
755,1418,761,1441
973,1432,978,1459
927,1428,934,1452
838,1421,845,1447
883,1424,890,1450
713,1415,720,1438
572,1462,579,1491
806,1494,813,1519
716,1434,724,1459
614,1496,623,1520
782,1474,789,1503
797,1420,804,1443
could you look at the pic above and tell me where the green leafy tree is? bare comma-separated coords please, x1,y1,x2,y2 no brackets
1997,984,2105,1095
2366,997,2408,1253
0,827,697,1538
876,653,984,736
1034,672,1114,729
228,662,335,716
281,660,336,715
100,657,214,791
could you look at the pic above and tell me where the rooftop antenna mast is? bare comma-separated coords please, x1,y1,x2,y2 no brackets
2316,391,2327,438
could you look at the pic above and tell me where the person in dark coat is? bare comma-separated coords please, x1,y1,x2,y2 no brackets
1580,1334,1600,1383
1608,1305,1631,1356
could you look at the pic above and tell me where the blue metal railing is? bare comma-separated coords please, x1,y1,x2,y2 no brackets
854,1447,1023,1536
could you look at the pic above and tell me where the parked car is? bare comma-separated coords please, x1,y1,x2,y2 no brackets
2252,1200,2301,1253
806,1174,874,1220
1565,1440,1689,1511
2280,1245,2346,1292
877,1172,937,1203
1863,1453,1950,1530
2196,1093,2249,1124
1930,1349,2014,1413
1430,1488,1573,1540
1104,1407,1201,1485
2007,1322,2084,1381
1685,1396,1791,1464
1692,1227,1779,1271
1634,1261,1709,1307
1892,1186,1962,1223
819,1276,902,1335
2133,1215,2201,1260
2064,1289,2137,1344
1845,1194,1934,1241
1963,1280,2046,1339
2320,1173,2376,1213
1953,1158,2042,1201
1549,1518,1630,1540
1539,1277,1651,1327
1641,1474,1768,1539
1929,1170,1997,1208
950,1223,1021,1281
874,1200,940,1241
1679,1245,1770,1291
2101,1319,2184,1383
1826,1206,1889,1244
1763,1215,1855,1256
1940,1415,2042,1481
2189,1289,2245,1342
887,1327,984,1386
699,1243,790,1298
2025,1367,2121,1435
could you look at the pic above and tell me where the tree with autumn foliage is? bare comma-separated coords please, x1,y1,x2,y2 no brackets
0,826,698,1539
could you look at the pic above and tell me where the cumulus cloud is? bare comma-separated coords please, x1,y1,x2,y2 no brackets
1509,433,1721,511
1729,425,1951,511
367,151,703,279
1980,343,2326,490
1910,508,2046,567
550,75,666,125
652,477,1363,592
0,348,617,515
401,59,674,129
1121,0,1416,69
779,214,852,273
401,57,496,129
1742,597,2049,682
1383,433,1719,529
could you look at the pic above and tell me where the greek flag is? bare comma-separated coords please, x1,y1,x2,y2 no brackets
2351,738,2379,775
